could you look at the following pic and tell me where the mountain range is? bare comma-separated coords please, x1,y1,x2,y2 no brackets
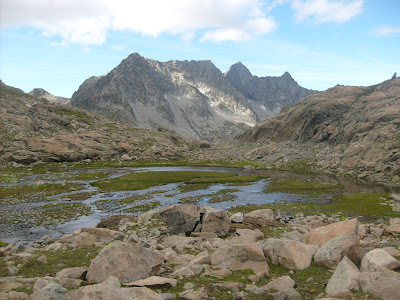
70,53,316,141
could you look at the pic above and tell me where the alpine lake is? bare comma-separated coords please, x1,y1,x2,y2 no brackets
1,162,399,245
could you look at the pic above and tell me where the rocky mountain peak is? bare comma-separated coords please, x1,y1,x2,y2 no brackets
29,88,70,105
226,62,253,81
29,88,50,98
281,71,293,80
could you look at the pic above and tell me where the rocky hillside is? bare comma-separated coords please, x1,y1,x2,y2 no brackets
225,62,317,120
0,81,205,164
29,88,70,105
70,53,315,141
237,77,400,184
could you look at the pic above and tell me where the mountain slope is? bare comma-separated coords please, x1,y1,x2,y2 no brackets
70,53,315,141
237,78,400,184
0,81,202,164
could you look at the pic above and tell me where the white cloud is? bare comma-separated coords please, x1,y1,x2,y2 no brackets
291,0,364,24
0,0,277,45
374,25,400,37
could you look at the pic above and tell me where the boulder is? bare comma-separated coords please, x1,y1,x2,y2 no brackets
8,291,29,300
244,209,275,223
124,276,177,288
33,278,56,293
262,238,317,270
264,275,296,291
360,272,400,300
55,267,88,280
210,243,269,275
31,282,68,300
67,276,163,300
159,204,201,235
233,228,264,243
314,234,362,268
325,256,360,298
86,241,164,284
201,209,231,237
360,248,400,272
386,224,400,237
303,219,358,246
230,212,244,223
269,288,302,300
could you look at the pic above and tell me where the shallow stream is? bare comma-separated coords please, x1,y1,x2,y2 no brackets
0,166,398,245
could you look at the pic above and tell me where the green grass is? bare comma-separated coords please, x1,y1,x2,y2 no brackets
16,245,99,278
0,183,84,200
37,203,91,225
62,191,98,201
327,193,397,218
266,179,341,195
73,171,110,181
189,174,264,185
0,241,8,247
208,189,239,203
180,183,211,193
91,171,243,192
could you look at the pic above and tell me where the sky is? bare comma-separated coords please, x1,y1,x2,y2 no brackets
0,0,399,98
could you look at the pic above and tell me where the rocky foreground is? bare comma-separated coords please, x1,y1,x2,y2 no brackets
1,204,400,300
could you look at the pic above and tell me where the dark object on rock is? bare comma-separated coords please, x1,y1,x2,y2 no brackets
392,72,397,79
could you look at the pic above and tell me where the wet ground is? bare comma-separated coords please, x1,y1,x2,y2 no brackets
1,166,398,245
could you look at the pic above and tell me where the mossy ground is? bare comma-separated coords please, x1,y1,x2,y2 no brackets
91,171,263,192
0,183,84,203
6,245,99,279
266,179,341,195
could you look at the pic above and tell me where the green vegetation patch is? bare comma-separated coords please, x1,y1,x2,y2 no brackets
208,189,239,203
0,183,84,201
92,171,242,192
267,179,341,195
73,171,110,181
16,245,99,278
37,203,91,226
180,183,211,193
328,193,397,218
179,195,204,204
189,174,264,185
62,191,98,201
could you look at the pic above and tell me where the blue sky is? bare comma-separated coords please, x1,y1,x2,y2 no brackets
1,0,399,98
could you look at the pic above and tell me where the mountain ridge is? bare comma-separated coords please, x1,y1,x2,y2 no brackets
70,53,316,141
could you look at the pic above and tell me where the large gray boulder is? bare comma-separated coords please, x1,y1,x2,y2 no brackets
325,256,360,298
210,243,269,275
262,238,317,270
314,234,362,268
244,209,275,223
67,276,163,300
303,219,358,247
360,248,400,273
201,209,231,237
86,241,164,284
360,272,400,300
30,282,68,300
159,204,201,235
